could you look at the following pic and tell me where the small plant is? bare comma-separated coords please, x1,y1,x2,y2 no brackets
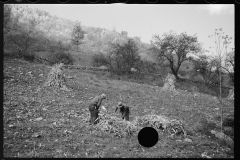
192,118,217,136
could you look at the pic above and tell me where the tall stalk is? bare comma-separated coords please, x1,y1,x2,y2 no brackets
208,28,233,132
219,56,223,132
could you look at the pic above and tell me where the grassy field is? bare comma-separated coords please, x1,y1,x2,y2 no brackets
3,57,234,158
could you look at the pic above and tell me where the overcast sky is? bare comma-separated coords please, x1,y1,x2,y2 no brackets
21,4,234,55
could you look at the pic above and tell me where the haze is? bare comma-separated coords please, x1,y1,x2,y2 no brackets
21,4,234,55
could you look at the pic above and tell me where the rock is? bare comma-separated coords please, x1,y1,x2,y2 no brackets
42,107,48,111
210,130,234,148
67,76,74,79
22,96,29,101
9,124,15,128
101,106,107,111
201,152,211,158
32,133,42,138
184,138,193,143
223,127,234,138
210,130,224,139
34,117,43,121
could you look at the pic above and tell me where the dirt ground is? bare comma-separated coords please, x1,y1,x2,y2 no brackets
3,58,234,158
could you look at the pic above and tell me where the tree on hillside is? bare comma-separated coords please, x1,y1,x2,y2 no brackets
8,18,40,55
6,5,42,60
109,39,140,74
222,49,234,84
150,31,201,79
192,55,225,86
4,4,12,40
71,21,85,52
121,31,128,37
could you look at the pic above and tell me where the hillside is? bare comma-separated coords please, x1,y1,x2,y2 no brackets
6,4,150,54
5,4,233,88
4,57,234,158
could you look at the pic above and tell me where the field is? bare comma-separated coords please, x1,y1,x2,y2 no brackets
3,57,234,158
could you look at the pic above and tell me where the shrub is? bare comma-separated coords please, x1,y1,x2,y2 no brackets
191,117,217,136
22,53,35,62
55,52,74,65
44,51,74,65
92,53,108,67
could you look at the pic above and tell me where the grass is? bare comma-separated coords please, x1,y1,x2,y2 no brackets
3,57,234,158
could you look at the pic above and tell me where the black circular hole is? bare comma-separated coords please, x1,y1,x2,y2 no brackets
137,127,159,148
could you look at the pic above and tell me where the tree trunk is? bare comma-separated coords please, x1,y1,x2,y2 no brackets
170,65,180,80
173,72,180,80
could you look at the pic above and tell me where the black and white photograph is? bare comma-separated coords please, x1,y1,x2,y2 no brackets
3,3,234,158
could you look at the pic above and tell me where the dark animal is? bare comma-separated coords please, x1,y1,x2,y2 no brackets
115,102,130,121
88,94,106,124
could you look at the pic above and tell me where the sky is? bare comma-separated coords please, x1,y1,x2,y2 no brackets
21,4,234,55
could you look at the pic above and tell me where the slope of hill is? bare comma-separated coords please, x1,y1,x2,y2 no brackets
4,57,234,158
8,4,150,56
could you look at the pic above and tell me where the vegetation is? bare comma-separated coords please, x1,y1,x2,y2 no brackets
92,52,109,67
3,4,12,46
3,58,234,158
224,50,234,84
71,21,85,52
108,39,141,75
150,31,202,79
208,28,234,132
3,5,234,158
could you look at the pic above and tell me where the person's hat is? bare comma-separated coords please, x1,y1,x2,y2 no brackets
117,102,122,106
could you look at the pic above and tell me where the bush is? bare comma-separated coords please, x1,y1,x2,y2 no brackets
4,49,19,59
43,51,74,65
92,53,108,67
22,53,35,62
191,117,217,136
55,52,74,65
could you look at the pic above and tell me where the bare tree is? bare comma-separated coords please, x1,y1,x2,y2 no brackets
208,28,233,132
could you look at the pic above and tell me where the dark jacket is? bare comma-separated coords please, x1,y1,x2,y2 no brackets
89,95,104,111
